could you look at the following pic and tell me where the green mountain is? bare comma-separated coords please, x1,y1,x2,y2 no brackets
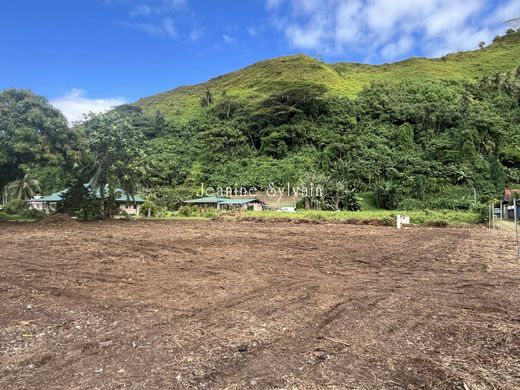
136,31,520,121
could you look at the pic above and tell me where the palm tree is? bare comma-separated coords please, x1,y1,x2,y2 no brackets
7,174,41,200
199,88,214,109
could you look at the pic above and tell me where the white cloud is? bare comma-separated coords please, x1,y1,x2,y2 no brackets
162,17,176,37
381,35,414,60
130,4,153,17
50,89,127,124
222,34,237,44
114,0,199,41
118,17,176,38
487,0,520,25
117,17,177,38
129,0,187,17
265,0,514,61
117,20,164,37
189,27,204,41
266,0,284,10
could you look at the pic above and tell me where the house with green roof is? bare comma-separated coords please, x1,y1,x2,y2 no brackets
184,196,266,211
29,185,145,215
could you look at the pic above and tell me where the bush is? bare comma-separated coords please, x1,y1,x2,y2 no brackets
374,182,400,210
381,216,396,226
177,205,194,217
2,199,28,214
20,208,46,220
140,199,159,217
201,210,218,218
469,203,489,223
424,220,449,228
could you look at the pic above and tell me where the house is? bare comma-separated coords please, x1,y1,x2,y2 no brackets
184,196,266,211
29,185,145,215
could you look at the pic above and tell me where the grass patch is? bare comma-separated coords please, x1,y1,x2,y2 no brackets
221,209,482,226
0,213,39,222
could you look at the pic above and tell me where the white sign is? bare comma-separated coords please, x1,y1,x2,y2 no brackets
397,215,410,229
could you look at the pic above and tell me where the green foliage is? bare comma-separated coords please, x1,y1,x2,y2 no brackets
424,220,449,227
58,179,100,221
6,174,41,200
0,210,44,221
299,174,361,211
136,62,520,212
80,110,145,218
4,33,520,215
227,209,481,225
0,89,81,193
359,191,377,210
136,31,520,123
374,182,400,210
139,199,159,217
176,205,217,218
2,198,29,214
469,203,489,223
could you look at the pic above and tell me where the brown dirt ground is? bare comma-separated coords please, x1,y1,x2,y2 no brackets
1,220,519,389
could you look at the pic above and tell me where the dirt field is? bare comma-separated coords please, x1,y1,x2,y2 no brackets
1,219,520,389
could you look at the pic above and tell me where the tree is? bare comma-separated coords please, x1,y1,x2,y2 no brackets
58,177,99,221
299,173,360,211
254,82,327,125
81,110,144,218
6,174,41,200
478,41,485,49
0,89,80,193
199,88,214,109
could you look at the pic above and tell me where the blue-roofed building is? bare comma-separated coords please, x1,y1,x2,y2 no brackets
184,197,266,211
28,185,145,215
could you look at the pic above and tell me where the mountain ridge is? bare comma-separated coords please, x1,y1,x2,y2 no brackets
135,31,520,122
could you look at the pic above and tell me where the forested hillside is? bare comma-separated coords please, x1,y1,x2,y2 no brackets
137,30,520,122
1,30,520,214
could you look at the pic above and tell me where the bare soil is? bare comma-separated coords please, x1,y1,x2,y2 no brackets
1,220,519,389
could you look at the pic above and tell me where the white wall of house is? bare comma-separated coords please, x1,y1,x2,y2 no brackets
119,203,141,215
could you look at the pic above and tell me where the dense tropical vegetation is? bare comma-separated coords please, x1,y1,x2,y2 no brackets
1,30,519,219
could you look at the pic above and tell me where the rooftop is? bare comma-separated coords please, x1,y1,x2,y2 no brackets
184,197,263,205
31,185,144,203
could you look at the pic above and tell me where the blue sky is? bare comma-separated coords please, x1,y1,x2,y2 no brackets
1,0,519,122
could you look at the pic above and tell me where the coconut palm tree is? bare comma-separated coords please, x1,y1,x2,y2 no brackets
7,174,41,200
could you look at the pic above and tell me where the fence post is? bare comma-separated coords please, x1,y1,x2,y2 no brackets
492,203,496,231
515,198,519,262
500,201,503,239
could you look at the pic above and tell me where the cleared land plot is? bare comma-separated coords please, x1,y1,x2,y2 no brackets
1,220,519,389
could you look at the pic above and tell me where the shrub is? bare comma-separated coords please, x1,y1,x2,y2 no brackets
140,199,159,217
201,210,217,218
374,182,400,210
2,199,28,214
424,220,449,228
177,205,194,217
469,203,489,223
381,216,396,226
20,208,46,220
